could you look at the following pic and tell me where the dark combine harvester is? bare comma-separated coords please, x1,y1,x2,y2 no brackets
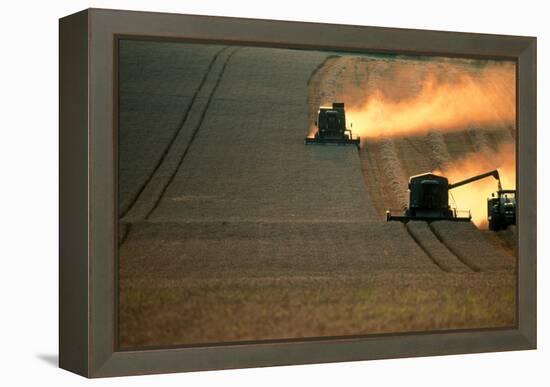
304,102,360,148
386,170,503,223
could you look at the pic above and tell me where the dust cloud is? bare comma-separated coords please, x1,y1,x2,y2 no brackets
436,143,515,228
345,61,516,141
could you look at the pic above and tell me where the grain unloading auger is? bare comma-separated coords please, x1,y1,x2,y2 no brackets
386,170,503,223
304,102,360,148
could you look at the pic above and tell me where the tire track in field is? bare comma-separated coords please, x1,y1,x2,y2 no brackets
403,222,447,272
118,222,132,247
120,46,239,242
144,47,241,220
430,221,515,272
406,221,473,272
427,222,481,272
119,46,229,219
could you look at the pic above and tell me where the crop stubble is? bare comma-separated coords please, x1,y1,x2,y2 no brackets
118,43,516,347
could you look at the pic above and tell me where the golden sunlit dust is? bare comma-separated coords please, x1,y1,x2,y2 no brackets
435,143,516,228
345,62,515,142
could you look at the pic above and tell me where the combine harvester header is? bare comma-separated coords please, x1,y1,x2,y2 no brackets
304,102,360,148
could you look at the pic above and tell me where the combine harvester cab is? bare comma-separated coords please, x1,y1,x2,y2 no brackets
386,170,503,223
304,102,360,148
487,189,516,231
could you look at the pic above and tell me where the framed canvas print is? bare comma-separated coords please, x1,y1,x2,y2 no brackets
59,8,537,378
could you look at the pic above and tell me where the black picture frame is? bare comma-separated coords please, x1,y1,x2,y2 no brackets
59,8,537,378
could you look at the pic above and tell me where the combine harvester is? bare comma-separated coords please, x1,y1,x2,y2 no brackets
304,102,360,148
386,169,516,230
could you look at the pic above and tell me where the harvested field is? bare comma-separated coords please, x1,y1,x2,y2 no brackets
118,41,517,348
118,40,225,217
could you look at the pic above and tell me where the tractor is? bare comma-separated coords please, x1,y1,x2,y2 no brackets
487,189,516,230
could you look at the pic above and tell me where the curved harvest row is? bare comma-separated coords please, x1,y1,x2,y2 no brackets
118,43,516,347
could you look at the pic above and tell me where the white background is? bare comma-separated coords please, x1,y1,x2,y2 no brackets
0,0,546,385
